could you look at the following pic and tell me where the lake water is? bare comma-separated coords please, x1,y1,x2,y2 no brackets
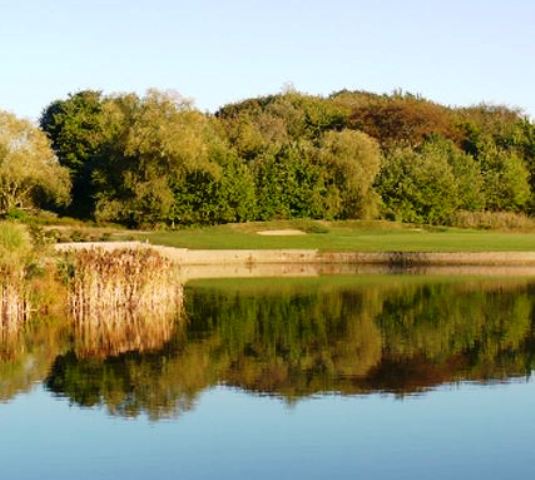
1,274,535,479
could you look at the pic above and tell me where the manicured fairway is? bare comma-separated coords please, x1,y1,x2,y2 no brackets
137,220,535,252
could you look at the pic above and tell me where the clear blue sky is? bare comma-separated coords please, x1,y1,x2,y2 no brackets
1,0,533,120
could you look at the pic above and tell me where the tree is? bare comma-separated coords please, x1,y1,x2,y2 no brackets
253,141,326,220
31,87,535,226
419,138,485,212
170,146,257,225
216,92,346,160
349,94,457,147
40,90,106,217
0,111,70,215
478,144,531,211
317,130,382,219
457,107,534,212
377,145,459,224
92,90,231,227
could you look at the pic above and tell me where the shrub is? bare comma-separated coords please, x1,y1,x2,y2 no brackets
451,210,535,231
0,222,33,269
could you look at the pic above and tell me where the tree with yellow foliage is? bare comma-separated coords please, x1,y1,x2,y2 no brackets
0,111,70,215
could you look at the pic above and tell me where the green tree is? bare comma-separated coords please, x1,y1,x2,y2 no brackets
217,91,346,159
92,90,240,227
254,141,327,220
40,90,105,217
318,130,382,219
0,111,70,215
377,145,459,224
420,138,485,211
170,147,257,225
478,144,531,211
457,105,534,212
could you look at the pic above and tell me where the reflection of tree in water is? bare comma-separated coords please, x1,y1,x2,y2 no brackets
46,346,200,421
0,317,70,402
0,263,70,401
3,276,535,419
376,281,535,386
188,286,384,398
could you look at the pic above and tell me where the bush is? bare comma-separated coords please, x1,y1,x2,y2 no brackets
0,222,33,266
451,211,535,231
287,219,329,234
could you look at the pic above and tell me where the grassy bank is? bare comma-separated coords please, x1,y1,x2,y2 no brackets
136,220,535,252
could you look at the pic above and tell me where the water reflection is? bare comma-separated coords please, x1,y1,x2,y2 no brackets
0,317,70,402
1,275,534,418
187,277,535,398
19,277,527,419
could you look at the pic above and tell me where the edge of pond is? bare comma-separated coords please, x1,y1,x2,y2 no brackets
55,242,535,267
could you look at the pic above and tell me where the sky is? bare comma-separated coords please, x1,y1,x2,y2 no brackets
0,0,533,120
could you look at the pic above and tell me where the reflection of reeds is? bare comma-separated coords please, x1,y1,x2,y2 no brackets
68,248,184,358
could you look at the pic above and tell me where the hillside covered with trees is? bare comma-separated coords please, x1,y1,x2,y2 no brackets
2,88,534,228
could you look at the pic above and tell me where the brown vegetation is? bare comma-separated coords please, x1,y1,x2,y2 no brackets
67,248,184,358
450,210,535,231
0,222,33,358
0,283,30,359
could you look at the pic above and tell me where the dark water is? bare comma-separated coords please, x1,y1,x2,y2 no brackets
1,275,535,479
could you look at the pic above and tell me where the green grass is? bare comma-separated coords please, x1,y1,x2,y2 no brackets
134,220,535,252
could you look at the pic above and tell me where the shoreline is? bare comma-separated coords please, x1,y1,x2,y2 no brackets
55,241,535,267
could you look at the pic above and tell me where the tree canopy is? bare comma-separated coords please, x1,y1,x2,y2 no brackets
0,111,70,215
24,88,534,226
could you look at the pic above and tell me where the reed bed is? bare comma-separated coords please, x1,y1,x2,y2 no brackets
0,281,30,332
0,222,33,358
68,248,184,358
0,281,30,359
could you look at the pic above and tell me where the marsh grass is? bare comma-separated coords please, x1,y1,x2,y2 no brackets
0,283,29,359
67,248,184,358
451,211,535,231
0,222,33,356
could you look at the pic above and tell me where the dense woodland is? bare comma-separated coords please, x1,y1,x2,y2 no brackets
1,88,534,227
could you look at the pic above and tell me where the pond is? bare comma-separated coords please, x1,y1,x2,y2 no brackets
1,273,535,479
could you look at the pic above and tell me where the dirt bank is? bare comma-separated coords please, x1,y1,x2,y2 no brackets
55,242,535,267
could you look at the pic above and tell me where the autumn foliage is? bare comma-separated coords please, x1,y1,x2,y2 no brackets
1,87,532,226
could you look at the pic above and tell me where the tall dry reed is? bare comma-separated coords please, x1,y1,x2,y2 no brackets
68,248,184,358
0,222,33,357
0,279,30,359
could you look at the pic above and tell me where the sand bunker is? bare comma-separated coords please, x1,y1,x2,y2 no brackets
256,229,306,236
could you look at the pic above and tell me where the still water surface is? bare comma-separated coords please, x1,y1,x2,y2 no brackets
1,274,535,479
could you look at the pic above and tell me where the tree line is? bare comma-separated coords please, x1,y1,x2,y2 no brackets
1,88,534,227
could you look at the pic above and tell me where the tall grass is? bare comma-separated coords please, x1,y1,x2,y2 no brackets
0,222,32,353
0,282,29,359
67,248,184,358
451,210,535,231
